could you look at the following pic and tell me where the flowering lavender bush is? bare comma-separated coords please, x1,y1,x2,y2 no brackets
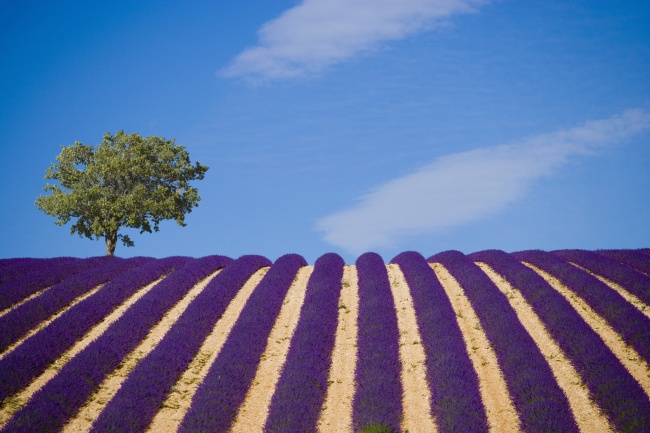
0,258,75,284
0,257,152,353
265,252,345,433
595,249,650,275
0,256,189,404
353,252,403,433
552,249,650,305
471,249,650,432
0,256,110,311
89,255,270,433
178,254,306,433
513,250,650,365
392,251,487,433
429,250,578,433
3,255,230,433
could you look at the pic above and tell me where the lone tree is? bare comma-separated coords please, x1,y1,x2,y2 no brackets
35,130,208,256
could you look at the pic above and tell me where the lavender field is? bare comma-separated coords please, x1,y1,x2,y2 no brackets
0,249,649,433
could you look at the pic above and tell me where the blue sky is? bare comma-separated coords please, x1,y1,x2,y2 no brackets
1,0,649,264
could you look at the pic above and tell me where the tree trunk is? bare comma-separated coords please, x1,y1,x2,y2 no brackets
105,231,117,256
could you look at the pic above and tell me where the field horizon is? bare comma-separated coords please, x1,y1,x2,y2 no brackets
0,248,649,432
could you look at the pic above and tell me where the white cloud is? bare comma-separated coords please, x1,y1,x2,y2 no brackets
221,0,488,80
315,109,650,254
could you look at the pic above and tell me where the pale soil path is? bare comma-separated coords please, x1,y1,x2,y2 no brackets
430,263,522,433
145,267,269,433
387,264,437,433
317,265,359,433
62,270,222,433
524,262,650,397
0,276,165,429
569,262,650,320
0,284,105,360
0,286,54,319
230,266,313,433
476,262,613,433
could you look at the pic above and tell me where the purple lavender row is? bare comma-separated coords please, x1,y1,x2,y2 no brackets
178,254,306,433
0,257,153,353
264,253,345,433
392,251,488,433
0,256,189,403
513,250,650,364
0,257,97,299
89,255,271,433
353,252,403,433
3,255,231,433
429,251,578,433
0,258,75,284
470,249,650,432
595,249,650,275
0,258,24,269
552,249,650,305
0,256,110,311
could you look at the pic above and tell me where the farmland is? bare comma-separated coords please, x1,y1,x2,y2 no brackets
0,249,649,432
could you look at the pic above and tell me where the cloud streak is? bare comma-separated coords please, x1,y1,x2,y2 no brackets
315,109,650,254
221,0,488,80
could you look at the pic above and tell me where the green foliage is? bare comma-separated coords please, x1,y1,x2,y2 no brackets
358,423,396,433
35,130,208,255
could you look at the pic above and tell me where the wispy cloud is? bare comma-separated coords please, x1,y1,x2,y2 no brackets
315,109,650,254
221,0,488,80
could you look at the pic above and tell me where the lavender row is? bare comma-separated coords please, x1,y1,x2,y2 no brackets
392,251,488,433
0,258,75,284
178,254,306,433
552,249,650,305
0,258,28,271
429,251,578,433
89,255,271,433
0,256,189,403
470,249,650,432
3,255,231,433
0,256,110,311
595,249,650,275
264,253,345,433
0,257,153,353
353,252,403,433
513,250,650,364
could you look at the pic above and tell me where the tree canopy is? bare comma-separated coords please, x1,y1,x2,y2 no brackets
35,130,208,255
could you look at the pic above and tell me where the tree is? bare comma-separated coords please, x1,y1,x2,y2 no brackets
35,130,209,256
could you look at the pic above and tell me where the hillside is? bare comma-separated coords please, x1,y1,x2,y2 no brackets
0,249,649,433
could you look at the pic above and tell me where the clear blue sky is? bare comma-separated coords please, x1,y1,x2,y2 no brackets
1,0,649,264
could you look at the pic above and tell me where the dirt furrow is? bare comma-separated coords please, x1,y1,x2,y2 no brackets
477,262,613,433
569,262,650,320
0,286,53,319
145,267,269,433
387,264,437,433
0,284,105,360
318,265,359,433
230,266,313,432
431,263,522,433
524,262,650,396
62,270,222,432
0,276,165,429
